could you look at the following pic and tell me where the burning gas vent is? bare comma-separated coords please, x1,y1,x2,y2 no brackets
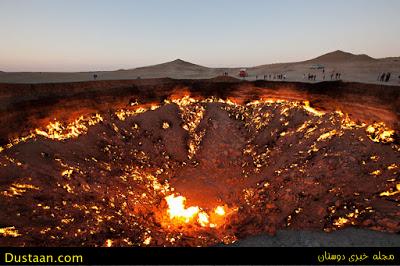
0,96,398,247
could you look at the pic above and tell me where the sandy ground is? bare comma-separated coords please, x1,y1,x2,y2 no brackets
0,50,399,85
230,228,400,247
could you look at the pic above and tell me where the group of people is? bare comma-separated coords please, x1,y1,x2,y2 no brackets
330,72,341,80
303,71,342,81
378,72,391,82
305,73,317,81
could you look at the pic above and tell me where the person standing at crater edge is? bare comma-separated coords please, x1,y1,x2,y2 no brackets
380,72,386,82
385,72,391,82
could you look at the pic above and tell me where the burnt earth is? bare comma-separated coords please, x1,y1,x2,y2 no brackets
0,96,399,247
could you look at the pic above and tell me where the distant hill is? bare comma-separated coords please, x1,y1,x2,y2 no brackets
306,50,376,63
115,58,219,79
132,59,209,72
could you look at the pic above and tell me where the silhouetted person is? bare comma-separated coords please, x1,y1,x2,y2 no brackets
385,72,391,82
93,74,98,80
330,73,334,80
380,73,385,82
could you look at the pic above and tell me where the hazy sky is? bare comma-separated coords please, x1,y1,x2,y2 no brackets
0,0,399,72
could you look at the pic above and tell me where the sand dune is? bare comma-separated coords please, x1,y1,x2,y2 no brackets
0,50,399,84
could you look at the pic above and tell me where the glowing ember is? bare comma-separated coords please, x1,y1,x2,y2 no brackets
0,227,21,237
162,122,170,129
366,122,395,143
215,206,225,216
143,236,152,245
317,130,337,141
303,101,325,116
387,163,398,170
379,184,400,197
333,217,350,228
197,212,210,227
370,170,382,176
2,183,40,197
105,239,113,247
35,114,103,140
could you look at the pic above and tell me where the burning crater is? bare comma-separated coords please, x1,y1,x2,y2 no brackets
0,88,399,247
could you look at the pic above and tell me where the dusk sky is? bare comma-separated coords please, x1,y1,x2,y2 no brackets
1,0,399,72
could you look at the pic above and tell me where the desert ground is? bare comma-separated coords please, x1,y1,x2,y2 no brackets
0,50,399,85
230,228,400,247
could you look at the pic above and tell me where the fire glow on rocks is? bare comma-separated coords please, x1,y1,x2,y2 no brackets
0,94,399,247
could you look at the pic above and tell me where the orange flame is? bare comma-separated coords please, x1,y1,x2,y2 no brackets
165,194,199,223
215,206,226,216
165,194,227,228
